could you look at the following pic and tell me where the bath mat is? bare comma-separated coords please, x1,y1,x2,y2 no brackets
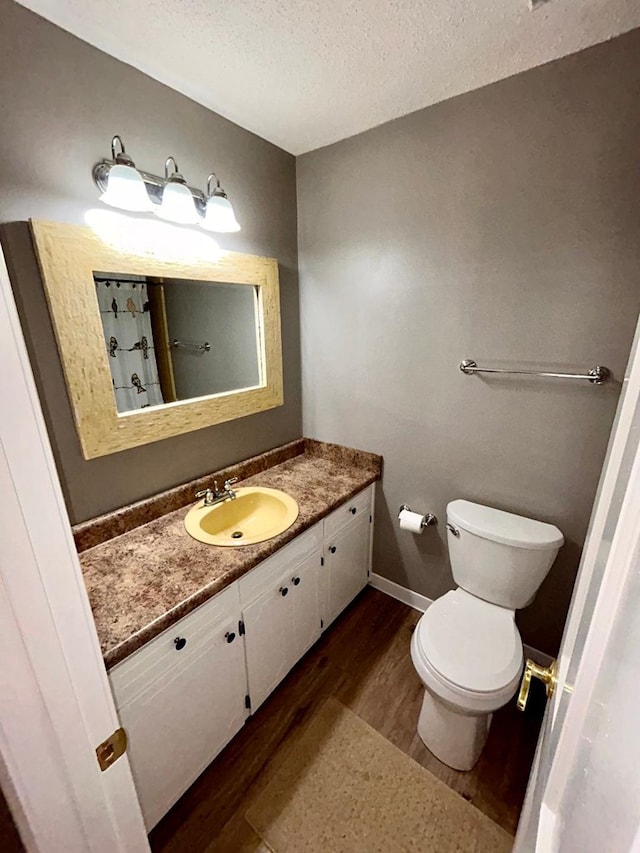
245,698,512,853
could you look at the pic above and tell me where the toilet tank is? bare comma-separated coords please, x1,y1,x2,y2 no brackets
446,500,564,610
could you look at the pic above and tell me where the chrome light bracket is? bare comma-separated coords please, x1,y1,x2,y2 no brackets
93,160,208,215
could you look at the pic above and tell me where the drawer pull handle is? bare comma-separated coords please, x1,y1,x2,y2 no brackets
174,637,187,651
292,576,301,586
279,586,289,597
350,507,357,515
329,545,337,554
225,631,236,644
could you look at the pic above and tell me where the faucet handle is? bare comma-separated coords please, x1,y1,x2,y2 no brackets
224,477,238,490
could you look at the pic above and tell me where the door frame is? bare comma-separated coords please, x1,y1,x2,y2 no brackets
0,244,149,851
514,315,640,850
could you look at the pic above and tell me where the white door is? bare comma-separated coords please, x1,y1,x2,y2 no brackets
118,617,246,830
325,512,370,627
290,549,322,659
0,246,149,850
243,573,293,711
515,315,640,852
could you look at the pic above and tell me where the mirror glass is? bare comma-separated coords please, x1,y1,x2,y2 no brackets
94,272,262,414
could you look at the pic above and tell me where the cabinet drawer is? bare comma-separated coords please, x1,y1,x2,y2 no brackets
238,522,323,605
109,582,241,709
324,485,373,543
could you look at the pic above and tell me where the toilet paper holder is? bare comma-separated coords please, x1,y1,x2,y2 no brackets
398,505,437,529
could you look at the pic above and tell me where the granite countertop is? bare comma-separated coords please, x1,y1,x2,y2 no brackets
78,439,382,669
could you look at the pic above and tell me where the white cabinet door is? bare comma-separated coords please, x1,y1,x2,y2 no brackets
289,549,322,660
243,548,323,712
242,572,293,712
117,617,246,830
325,511,370,627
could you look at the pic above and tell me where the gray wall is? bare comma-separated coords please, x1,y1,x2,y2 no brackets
163,280,260,399
297,30,640,655
0,0,301,524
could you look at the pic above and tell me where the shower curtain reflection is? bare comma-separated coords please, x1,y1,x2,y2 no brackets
95,277,165,413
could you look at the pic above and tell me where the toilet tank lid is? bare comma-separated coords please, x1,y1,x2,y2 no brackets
447,500,564,551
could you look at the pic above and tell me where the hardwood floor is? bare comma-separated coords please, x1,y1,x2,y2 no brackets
149,588,545,852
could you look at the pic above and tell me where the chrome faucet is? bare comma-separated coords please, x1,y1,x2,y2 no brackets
195,477,238,507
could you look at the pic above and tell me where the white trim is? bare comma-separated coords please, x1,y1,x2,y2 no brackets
369,574,553,667
369,573,433,612
0,243,148,850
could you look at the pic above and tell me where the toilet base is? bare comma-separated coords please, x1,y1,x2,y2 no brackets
417,688,492,771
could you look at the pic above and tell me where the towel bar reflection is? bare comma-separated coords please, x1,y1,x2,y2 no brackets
460,359,610,385
171,339,211,353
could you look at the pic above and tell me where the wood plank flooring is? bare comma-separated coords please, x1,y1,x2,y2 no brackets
149,588,545,852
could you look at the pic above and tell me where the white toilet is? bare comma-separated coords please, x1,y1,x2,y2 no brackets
410,499,563,771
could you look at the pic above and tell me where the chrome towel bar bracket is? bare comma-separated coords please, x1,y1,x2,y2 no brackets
171,339,211,353
460,359,610,385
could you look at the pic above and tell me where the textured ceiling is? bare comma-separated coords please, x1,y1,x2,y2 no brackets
15,0,640,154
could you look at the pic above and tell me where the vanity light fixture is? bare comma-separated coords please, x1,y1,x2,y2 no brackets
93,135,242,232
98,136,154,213
156,157,201,225
201,174,241,233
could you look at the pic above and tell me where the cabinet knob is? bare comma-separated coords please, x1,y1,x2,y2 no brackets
350,507,357,515
174,637,187,650
329,545,337,554
225,631,236,643
279,586,289,597
292,576,301,586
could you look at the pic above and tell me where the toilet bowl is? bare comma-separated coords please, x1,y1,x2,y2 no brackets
411,589,523,770
411,500,563,771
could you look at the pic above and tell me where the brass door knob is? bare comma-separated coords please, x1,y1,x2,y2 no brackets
517,658,558,712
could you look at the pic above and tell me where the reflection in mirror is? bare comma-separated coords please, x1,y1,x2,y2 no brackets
94,272,262,414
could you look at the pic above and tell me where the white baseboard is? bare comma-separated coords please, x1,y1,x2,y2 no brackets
369,573,432,612
368,573,552,666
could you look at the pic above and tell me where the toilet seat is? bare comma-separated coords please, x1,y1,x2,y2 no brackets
412,589,523,711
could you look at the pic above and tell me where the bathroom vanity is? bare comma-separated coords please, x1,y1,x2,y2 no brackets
75,439,381,829
30,219,383,828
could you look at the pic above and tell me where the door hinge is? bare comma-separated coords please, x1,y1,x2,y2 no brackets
320,618,324,630
369,514,372,523
320,556,324,566
245,694,251,710
96,727,127,772
239,619,245,636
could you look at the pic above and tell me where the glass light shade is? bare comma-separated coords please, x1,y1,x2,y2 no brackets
155,181,201,225
201,194,241,233
99,163,154,212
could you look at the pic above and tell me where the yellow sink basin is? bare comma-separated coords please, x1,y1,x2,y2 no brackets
184,486,299,547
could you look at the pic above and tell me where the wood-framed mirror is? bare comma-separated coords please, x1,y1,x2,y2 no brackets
31,220,283,459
